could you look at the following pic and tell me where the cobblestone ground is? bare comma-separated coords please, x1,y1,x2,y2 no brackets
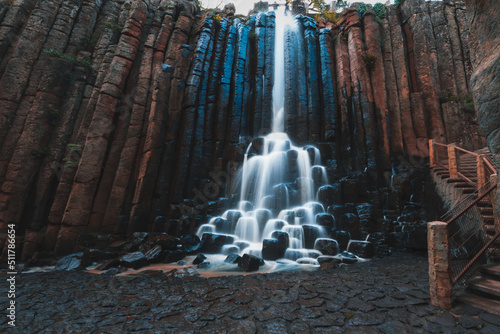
3,252,500,333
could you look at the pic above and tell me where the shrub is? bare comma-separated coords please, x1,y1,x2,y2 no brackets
43,49,92,69
361,51,378,70
439,90,476,112
356,3,368,16
438,90,453,103
319,11,343,24
212,13,222,27
394,0,406,7
373,3,386,18
63,158,78,168
103,22,123,32
462,92,475,112
311,0,330,13
67,143,83,153
78,35,97,52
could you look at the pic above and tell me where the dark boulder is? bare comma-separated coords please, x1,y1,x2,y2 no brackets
315,213,336,230
163,250,187,263
280,210,295,225
327,204,357,222
317,185,340,207
200,233,235,253
274,184,289,211
306,202,324,216
294,208,309,225
192,253,207,265
347,240,375,258
223,245,240,254
339,213,361,239
333,230,351,251
271,231,289,257
179,234,201,254
314,238,339,255
212,217,228,233
238,254,264,272
149,233,178,251
302,225,324,249
144,245,163,263
224,253,242,264
262,238,280,260
119,251,148,269
55,252,91,271
255,209,272,228
225,210,242,232
249,137,264,155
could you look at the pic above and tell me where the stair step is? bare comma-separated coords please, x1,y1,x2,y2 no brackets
469,278,500,300
480,208,495,215
446,178,466,183
458,292,500,316
477,201,493,208
481,264,500,279
482,215,496,224
486,225,496,236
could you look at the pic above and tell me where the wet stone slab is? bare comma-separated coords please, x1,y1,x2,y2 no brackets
7,252,496,333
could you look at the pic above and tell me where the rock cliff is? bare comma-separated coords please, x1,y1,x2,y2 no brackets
0,0,486,256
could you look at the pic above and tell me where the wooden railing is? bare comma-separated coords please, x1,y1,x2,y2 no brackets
428,140,499,309
429,139,497,191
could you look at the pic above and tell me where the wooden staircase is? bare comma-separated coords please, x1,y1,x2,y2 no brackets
459,264,500,316
429,142,500,314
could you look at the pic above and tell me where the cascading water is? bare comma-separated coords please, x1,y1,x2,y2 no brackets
195,8,342,271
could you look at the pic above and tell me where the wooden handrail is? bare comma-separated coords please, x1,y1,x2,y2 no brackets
484,158,496,173
429,140,498,188
455,146,478,156
445,182,497,225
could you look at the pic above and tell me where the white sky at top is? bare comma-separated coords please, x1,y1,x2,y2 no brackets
200,0,395,15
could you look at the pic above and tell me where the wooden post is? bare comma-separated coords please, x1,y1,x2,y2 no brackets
428,221,452,309
448,144,458,178
429,139,436,167
477,154,486,194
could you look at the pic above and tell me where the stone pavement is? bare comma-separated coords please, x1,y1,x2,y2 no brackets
3,251,500,333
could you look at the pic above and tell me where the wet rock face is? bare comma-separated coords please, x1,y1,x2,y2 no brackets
0,0,486,256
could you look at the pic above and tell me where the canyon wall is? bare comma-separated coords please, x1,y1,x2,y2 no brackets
0,0,485,257
464,0,500,221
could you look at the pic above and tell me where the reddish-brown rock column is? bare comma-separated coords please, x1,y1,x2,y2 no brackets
55,1,148,254
364,13,390,171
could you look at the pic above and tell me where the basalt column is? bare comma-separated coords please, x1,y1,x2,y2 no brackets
0,1,489,257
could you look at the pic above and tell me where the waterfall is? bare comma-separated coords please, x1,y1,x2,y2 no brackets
196,8,339,270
